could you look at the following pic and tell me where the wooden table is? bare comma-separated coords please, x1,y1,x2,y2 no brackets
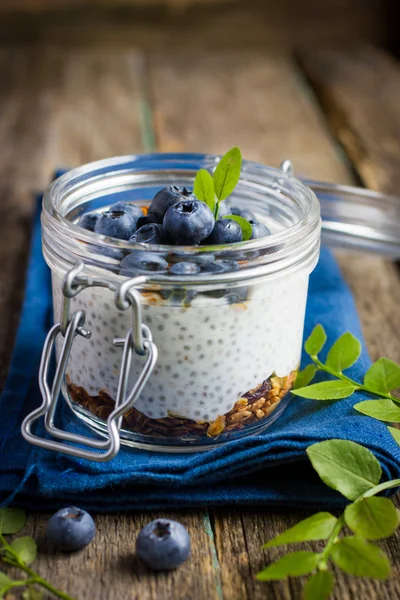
1,43,400,599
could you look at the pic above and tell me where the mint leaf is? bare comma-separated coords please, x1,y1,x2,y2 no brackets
326,333,361,372
193,169,215,213
292,380,355,400
304,325,327,356
0,508,26,534
256,551,319,581
293,365,317,390
388,426,400,446
345,497,399,540
263,512,337,548
222,215,252,241
9,536,37,565
306,440,382,500
213,147,242,201
354,399,400,422
303,570,334,600
0,572,13,596
331,537,391,579
364,358,400,394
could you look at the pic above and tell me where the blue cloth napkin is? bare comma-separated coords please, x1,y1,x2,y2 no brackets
1,193,400,512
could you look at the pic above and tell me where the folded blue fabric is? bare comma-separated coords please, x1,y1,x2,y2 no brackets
1,194,400,512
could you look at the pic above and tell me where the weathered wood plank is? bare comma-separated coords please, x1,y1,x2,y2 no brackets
0,46,57,387
300,45,400,196
148,49,400,600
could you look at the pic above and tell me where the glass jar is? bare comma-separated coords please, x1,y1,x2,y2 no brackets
22,154,321,459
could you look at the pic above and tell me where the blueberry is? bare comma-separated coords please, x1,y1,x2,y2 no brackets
130,223,169,245
169,261,200,275
95,205,139,241
200,259,239,273
46,506,95,552
163,200,215,245
110,201,143,223
217,201,231,218
136,519,190,571
136,213,162,229
79,212,99,232
205,218,243,244
250,220,271,239
120,251,168,275
231,206,255,221
150,186,194,219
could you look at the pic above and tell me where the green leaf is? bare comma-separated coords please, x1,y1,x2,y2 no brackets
9,536,37,565
306,439,382,501
388,426,400,446
22,587,44,600
213,147,242,201
345,497,399,540
325,333,361,373
0,507,26,534
256,551,319,581
193,168,215,212
222,214,252,241
364,358,400,394
292,380,355,401
354,399,400,422
263,512,337,548
331,537,391,579
0,572,13,597
293,365,317,390
303,570,334,600
304,325,327,357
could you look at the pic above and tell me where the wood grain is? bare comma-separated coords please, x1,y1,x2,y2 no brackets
1,45,400,600
149,49,400,600
0,0,386,49
300,45,400,196
0,47,57,387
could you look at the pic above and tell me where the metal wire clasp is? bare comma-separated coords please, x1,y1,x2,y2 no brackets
21,260,157,462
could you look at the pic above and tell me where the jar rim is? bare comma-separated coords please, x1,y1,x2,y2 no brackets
42,152,321,285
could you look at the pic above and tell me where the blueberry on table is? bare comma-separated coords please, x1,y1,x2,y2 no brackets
169,261,200,275
205,218,243,244
46,506,95,552
120,250,168,275
94,204,140,241
163,200,215,245
250,220,271,239
150,186,194,219
136,519,190,571
130,223,168,245
200,259,239,274
79,212,99,232
230,206,255,221
136,213,162,229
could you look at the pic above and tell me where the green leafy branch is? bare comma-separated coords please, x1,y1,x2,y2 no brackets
292,325,400,446
257,439,400,599
0,508,75,600
193,147,252,240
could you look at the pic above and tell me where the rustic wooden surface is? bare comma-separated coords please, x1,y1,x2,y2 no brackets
0,1,387,49
0,44,400,599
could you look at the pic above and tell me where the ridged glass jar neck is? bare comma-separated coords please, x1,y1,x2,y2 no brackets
42,153,321,286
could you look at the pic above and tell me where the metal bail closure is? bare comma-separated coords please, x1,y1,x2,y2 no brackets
21,265,158,462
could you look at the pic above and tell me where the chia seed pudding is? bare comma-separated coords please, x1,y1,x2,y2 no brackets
38,152,321,453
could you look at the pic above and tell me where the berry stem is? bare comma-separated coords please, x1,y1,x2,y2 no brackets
1,533,76,600
311,356,400,402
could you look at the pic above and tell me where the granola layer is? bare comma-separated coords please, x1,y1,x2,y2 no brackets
67,370,297,440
